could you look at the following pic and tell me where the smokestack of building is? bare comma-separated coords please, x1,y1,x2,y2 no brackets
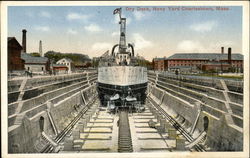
39,40,43,57
228,47,232,65
22,29,27,53
221,47,224,54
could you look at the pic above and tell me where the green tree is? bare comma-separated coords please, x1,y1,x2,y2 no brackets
44,51,91,64
29,52,41,57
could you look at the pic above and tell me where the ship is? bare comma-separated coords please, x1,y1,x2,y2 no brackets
97,8,148,111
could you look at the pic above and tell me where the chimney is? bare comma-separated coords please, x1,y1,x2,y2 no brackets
39,40,42,56
228,47,232,65
221,47,224,54
22,29,27,53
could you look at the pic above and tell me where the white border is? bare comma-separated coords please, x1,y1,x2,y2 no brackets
1,1,249,158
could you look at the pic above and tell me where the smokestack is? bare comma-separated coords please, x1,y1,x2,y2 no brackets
22,29,27,53
39,40,42,57
221,47,224,54
228,47,232,64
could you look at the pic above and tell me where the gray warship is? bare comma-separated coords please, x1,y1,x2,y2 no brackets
97,8,148,111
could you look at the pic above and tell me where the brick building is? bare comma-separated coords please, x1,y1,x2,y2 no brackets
152,57,168,71
167,48,243,72
201,62,231,71
8,37,25,71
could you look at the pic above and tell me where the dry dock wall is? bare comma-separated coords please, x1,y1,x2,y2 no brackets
8,73,89,103
8,72,97,153
50,85,96,132
196,112,243,151
8,111,54,153
148,72,243,151
8,79,89,127
8,73,89,92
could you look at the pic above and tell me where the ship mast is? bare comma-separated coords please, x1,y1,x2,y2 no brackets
113,8,127,53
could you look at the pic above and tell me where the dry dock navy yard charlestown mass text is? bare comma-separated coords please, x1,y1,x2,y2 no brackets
125,6,230,12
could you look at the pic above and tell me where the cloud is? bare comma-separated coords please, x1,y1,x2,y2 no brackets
126,17,132,25
67,29,77,35
177,40,236,53
133,11,151,21
214,41,234,47
177,40,204,52
111,31,119,37
67,13,90,21
39,11,51,18
209,41,235,51
133,11,145,20
84,24,102,32
34,26,50,32
132,33,153,50
91,42,112,52
190,21,217,32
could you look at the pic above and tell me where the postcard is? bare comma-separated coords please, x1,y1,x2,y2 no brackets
1,1,249,158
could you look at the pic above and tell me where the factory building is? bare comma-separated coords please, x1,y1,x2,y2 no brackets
152,57,168,71
153,47,243,73
168,48,243,73
19,29,50,73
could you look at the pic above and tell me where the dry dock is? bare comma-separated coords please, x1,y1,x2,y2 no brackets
7,71,243,153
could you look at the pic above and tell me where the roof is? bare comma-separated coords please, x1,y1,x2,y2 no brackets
167,53,243,60
8,37,15,42
8,37,22,49
153,57,167,61
21,52,48,64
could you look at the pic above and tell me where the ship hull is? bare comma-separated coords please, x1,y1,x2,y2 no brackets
97,66,148,107
97,82,147,106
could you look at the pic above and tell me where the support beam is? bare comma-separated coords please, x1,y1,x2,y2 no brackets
47,110,58,135
190,102,201,135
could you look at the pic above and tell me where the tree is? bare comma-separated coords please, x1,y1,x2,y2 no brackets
29,52,41,57
44,51,62,63
44,51,91,64
84,62,92,68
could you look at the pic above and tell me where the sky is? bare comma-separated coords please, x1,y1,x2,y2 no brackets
8,6,242,60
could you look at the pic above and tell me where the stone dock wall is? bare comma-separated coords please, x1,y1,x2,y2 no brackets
8,72,97,153
148,71,243,151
